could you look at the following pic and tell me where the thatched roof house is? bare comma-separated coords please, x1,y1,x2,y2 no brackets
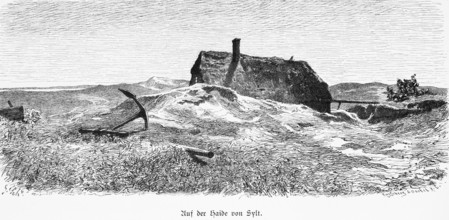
189,39,332,113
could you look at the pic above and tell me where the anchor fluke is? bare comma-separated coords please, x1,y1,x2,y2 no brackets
118,88,137,99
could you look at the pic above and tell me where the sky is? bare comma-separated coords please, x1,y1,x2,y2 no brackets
0,0,448,88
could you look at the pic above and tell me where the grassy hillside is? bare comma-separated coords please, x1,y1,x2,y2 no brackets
0,80,447,196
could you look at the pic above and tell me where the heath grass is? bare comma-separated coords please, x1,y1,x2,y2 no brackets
0,115,355,196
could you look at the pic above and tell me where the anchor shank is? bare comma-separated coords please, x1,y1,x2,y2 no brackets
112,112,140,130
131,96,149,130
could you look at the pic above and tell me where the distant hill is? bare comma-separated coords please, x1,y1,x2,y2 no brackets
0,77,188,118
329,82,447,110
329,82,388,103
138,76,189,91
330,82,447,97
329,82,387,92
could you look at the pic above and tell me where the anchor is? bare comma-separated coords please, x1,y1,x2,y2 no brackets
113,88,149,131
78,88,148,137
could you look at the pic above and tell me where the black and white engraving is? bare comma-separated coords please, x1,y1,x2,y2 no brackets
0,0,447,202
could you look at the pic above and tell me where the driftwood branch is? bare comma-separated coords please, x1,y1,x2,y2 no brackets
173,145,215,165
181,145,214,158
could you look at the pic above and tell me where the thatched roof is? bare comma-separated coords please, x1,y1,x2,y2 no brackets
190,50,332,112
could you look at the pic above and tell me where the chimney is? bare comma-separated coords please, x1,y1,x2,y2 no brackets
232,38,241,62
